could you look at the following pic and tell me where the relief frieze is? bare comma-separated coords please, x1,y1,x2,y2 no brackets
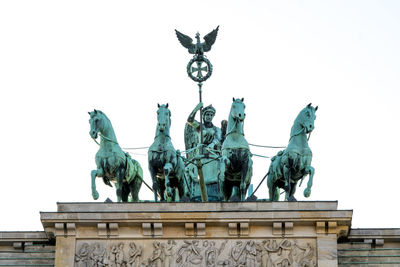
75,239,316,267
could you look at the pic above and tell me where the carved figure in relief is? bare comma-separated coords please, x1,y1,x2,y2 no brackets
108,245,118,267
204,240,226,267
128,242,142,267
177,240,203,266
75,243,90,267
259,240,276,267
244,241,257,267
116,243,125,267
149,241,164,267
162,240,176,267
292,242,315,267
89,243,106,267
255,242,266,267
230,240,246,266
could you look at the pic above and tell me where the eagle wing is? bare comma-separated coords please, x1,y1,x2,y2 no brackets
175,29,196,54
202,26,219,52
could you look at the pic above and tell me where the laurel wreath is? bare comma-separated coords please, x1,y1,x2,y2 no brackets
186,56,213,83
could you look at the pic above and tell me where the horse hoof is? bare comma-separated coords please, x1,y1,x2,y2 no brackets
230,195,241,202
92,191,99,200
287,196,297,202
246,195,258,202
180,196,190,202
304,188,311,198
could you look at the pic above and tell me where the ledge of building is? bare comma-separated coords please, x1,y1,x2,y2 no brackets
54,200,340,212
348,228,400,241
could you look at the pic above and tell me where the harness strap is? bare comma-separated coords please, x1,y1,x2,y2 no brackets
91,134,119,146
99,133,119,144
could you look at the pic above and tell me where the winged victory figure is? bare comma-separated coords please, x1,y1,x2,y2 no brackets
175,26,219,56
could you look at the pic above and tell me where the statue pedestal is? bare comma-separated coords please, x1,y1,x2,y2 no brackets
41,201,352,267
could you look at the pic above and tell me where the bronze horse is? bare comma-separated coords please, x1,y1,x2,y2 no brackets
219,98,253,201
267,103,318,201
148,104,188,202
89,110,143,202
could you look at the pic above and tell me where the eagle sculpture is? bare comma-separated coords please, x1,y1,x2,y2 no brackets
175,26,219,56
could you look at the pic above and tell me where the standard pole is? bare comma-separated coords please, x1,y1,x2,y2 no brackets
197,82,208,202
198,82,204,148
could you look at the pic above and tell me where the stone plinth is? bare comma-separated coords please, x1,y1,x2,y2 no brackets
40,201,352,267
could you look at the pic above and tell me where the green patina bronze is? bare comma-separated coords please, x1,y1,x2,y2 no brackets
184,102,225,201
267,103,318,201
218,98,253,201
175,26,219,56
89,110,143,202
176,26,220,202
148,104,189,202
86,27,321,203
175,26,218,83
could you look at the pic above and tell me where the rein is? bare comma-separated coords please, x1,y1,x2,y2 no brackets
289,126,311,141
226,117,244,137
150,132,172,153
154,133,171,140
91,133,119,146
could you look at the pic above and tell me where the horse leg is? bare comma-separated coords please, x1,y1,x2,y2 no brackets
240,156,253,201
288,182,298,202
163,163,173,201
148,166,159,202
303,166,315,198
283,165,291,201
176,159,189,200
158,179,166,201
218,156,228,201
273,186,280,201
116,167,126,202
121,183,130,202
91,168,104,200
267,174,280,201
129,174,142,202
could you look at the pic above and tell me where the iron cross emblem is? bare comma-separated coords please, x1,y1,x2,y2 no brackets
191,60,208,79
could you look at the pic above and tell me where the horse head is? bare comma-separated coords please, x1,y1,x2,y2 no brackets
230,98,246,122
156,103,171,133
88,109,106,139
290,103,318,139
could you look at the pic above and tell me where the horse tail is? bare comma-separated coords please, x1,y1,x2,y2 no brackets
266,151,283,188
135,160,143,185
177,155,191,198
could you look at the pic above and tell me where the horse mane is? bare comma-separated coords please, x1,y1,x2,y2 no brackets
91,110,115,137
91,110,112,127
290,106,308,139
96,110,110,122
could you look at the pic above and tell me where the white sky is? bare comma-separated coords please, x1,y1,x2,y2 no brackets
0,1,399,231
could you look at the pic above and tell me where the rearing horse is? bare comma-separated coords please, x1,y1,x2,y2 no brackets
148,104,188,202
267,103,318,201
89,110,143,202
219,98,253,201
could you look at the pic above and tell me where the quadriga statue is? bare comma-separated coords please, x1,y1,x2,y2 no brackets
88,110,143,202
267,103,318,201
